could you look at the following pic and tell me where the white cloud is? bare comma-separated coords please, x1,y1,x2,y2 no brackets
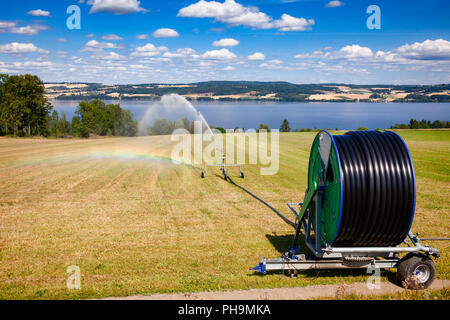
268,59,282,65
295,45,373,60
222,66,235,71
7,24,49,36
393,39,450,60
248,52,265,60
325,1,344,8
136,34,148,40
0,21,17,29
89,0,148,15
131,43,169,57
339,45,373,59
259,59,293,70
27,9,51,17
11,61,53,68
294,49,326,59
272,14,314,31
178,0,314,32
0,42,49,54
213,38,240,47
95,51,126,60
152,28,179,38
101,34,123,41
82,40,122,51
163,48,196,58
201,48,237,60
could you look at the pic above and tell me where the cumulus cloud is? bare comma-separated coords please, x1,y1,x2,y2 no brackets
96,51,126,60
272,14,315,31
152,28,179,38
292,39,450,74
178,0,314,31
339,45,373,59
82,40,122,51
101,34,123,41
0,21,17,29
247,52,265,60
89,0,148,15
259,59,293,70
201,48,237,60
27,9,51,17
325,1,344,8
393,39,450,60
295,44,373,60
0,42,49,54
212,38,240,47
136,34,148,40
131,43,169,57
163,48,196,58
1,23,49,36
11,61,53,68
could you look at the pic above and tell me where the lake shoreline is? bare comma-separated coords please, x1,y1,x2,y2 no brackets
52,100,450,131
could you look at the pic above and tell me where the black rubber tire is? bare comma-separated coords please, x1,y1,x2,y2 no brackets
201,172,205,179
240,172,245,179
397,254,436,290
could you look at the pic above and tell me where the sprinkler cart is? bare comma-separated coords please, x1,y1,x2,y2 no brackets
223,130,443,290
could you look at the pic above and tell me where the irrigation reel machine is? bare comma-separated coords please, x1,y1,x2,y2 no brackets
207,130,443,290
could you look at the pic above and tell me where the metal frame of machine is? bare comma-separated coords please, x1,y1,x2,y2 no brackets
253,194,440,275
201,153,244,179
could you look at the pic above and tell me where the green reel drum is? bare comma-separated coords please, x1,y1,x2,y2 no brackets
306,130,416,248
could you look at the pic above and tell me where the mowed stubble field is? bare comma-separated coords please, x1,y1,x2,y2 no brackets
0,131,449,299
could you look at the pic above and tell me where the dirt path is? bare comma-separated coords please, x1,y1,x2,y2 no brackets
102,280,450,300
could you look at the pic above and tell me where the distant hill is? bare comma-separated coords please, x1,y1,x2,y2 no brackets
44,81,450,103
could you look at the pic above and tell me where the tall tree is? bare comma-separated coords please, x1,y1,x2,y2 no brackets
280,119,291,132
0,74,52,136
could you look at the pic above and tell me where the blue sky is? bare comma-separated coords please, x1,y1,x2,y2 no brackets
0,0,449,84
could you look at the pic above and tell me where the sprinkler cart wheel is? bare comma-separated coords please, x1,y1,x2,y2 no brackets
240,172,245,179
397,253,436,290
201,172,205,179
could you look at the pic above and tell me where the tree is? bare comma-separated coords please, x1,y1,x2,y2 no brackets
70,116,88,138
258,124,270,132
59,112,70,137
183,117,190,131
0,74,52,136
49,110,60,137
280,119,291,132
75,100,137,137
152,118,174,136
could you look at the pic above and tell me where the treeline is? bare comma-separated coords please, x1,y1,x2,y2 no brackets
141,118,225,136
48,100,137,138
0,73,137,138
390,119,450,129
142,118,192,136
394,93,450,102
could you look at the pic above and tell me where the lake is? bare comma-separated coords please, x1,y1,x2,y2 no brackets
52,100,450,131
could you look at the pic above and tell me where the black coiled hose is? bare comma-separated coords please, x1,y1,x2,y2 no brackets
333,131,416,247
